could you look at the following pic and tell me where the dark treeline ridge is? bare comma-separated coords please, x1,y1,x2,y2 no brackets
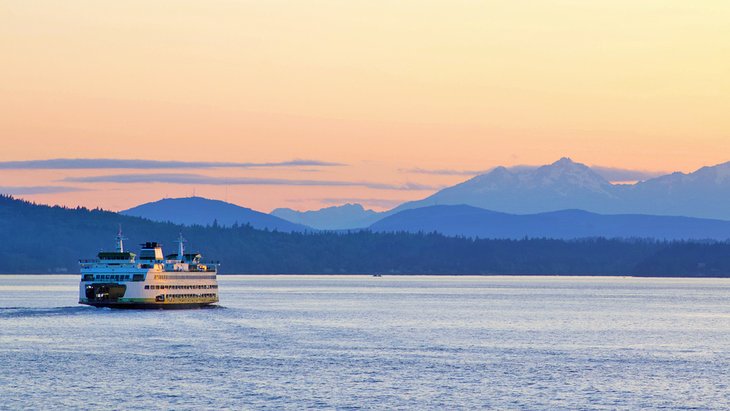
1,195,729,276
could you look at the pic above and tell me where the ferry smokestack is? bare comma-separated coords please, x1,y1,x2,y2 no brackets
176,233,186,261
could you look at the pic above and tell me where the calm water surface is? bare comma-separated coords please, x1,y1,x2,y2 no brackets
1,275,729,410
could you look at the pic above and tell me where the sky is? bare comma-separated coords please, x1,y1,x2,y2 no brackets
1,1,729,212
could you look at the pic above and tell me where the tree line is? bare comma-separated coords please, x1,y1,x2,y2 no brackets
1,195,729,276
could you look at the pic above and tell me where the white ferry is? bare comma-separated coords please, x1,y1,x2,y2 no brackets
79,230,219,309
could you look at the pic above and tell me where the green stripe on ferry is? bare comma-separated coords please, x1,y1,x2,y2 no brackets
118,298,156,303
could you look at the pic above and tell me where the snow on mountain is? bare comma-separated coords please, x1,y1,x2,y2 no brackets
393,158,619,215
391,158,730,220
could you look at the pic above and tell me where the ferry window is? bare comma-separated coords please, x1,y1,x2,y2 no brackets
144,285,149,289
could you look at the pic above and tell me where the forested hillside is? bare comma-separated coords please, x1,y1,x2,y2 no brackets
1,195,729,277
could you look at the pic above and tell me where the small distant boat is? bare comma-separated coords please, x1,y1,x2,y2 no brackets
79,229,219,309
372,274,383,277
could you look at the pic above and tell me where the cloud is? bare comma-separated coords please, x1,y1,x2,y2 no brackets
63,173,441,191
400,167,489,176
589,166,667,182
0,186,88,195
0,158,344,169
400,166,535,176
403,165,666,182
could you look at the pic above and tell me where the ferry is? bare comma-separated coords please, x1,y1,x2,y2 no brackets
79,229,219,309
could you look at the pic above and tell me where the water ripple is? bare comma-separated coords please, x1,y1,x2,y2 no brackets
1,275,729,410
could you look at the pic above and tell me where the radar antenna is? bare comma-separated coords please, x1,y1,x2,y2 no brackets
115,224,127,253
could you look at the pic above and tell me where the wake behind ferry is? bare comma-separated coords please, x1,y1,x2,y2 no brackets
79,230,219,309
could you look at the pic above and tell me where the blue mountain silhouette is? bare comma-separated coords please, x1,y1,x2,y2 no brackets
122,196,313,232
371,205,730,240
272,203,382,230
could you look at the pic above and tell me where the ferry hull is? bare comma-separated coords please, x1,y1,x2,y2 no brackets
80,301,217,309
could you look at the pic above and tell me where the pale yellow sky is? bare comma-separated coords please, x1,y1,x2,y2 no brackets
1,1,729,211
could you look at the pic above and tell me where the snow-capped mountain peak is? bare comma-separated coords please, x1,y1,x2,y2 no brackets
524,157,610,191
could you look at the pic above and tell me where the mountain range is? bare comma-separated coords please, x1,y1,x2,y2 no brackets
269,158,730,230
119,158,730,239
124,196,730,241
391,158,730,219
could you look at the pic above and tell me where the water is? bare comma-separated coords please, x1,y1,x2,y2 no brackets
1,275,729,410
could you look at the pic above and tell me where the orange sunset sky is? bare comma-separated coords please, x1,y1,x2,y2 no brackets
1,1,729,212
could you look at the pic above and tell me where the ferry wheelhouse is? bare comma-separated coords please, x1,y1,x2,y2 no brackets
79,230,219,308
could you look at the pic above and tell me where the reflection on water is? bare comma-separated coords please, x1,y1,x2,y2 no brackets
1,275,729,409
